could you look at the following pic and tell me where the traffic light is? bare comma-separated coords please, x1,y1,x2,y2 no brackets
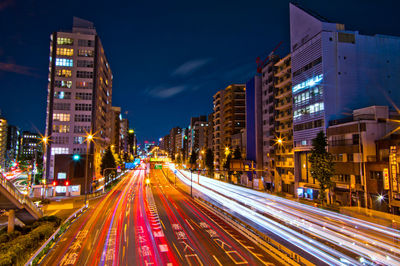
73,154,80,161
52,181,57,186
66,181,69,186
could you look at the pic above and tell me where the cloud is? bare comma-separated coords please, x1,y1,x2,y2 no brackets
0,0,14,11
171,58,212,76
147,85,186,98
0,62,39,77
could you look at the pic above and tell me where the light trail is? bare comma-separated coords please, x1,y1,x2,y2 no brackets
170,164,400,265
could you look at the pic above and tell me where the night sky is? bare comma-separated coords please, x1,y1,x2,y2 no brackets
1,0,399,142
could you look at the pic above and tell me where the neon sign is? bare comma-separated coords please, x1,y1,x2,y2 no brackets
292,74,323,94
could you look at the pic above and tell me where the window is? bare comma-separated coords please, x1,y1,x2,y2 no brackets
370,171,383,180
75,93,92,100
78,39,94,47
76,71,93,78
293,57,322,78
74,114,91,122
348,153,354,162
56,48,74,56
57,38,73,45
55,58,73,67
75,103,92,111
338,33,355,44
74,126,91,133
54,80,72,88
52,125,70,133
56,69,72,77
355,175,361,184
53,136,69,144
73,136,85,144
352,134,359,145
294,102,324,120
51,147,69,155
78,49,94,57
54,91,71,99
76,81,93,89
53,103,70,110
53,113,70,121
77,60,94,68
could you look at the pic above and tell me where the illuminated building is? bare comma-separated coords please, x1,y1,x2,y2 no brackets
5,125,20,169
0,117,7,169
188,116,208,156
45,17,113,193
290,3,400,196
213,84,245,170
273,54,294,194
19,131,41,161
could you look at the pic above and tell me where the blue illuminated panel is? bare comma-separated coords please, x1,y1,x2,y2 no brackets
292,74,323,94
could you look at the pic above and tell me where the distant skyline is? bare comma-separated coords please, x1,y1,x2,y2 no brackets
1,0,400,142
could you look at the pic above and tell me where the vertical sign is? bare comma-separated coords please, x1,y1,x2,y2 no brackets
383,168,389,190
390,146,398,192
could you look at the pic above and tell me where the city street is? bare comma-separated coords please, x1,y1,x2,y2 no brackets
41,167,280,265
173,166,400,265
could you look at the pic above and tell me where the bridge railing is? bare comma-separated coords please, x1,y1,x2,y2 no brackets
0,174,43,217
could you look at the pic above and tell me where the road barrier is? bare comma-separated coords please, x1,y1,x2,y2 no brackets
25,205,88,266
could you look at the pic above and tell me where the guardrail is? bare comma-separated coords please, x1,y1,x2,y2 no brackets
0,175,43,217
25,205,87,266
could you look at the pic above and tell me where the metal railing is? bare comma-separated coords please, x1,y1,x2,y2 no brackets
0,175,43,217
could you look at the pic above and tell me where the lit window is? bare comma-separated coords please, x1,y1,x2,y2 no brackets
76,81,93,89
55,80,72,88
78,49,94,57
56,48,74,56
54,91,71,99
55,58,73,67
56,69,72,77
57,38,73,45
53,113,70,122
52,125,70,133
51,147,69,155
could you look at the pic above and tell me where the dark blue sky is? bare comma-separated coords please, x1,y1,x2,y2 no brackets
1,0,399,142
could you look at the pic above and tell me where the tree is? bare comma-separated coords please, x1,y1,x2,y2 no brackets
233,147,242,159
309,131,335,205
100,147,116,183
205,149,214,177
189,151,198,169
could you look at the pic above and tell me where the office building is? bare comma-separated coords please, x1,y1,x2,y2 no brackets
45,17,113,192
290,3,400,194
0,117,7,170
5,125,20,169
19,131,41,162
188,116,208,155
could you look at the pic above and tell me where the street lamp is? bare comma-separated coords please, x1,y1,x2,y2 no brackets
39,134,50,198
84,132,94,207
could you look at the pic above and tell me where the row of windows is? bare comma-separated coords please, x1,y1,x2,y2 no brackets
56,48,74,56
53,136,69,144
78,49,94,57
53,125,70,133
56,69,72,77
293,57,322,78
54,103,71,110
78,39,94,47
54,91,71,99
293,86,323,105
294,119,323,132
76,92,92,100
73,136,85,144
76,71,94,78
57,38,73,45
55,58,73,67
74,126,90,133
75,114,91,122
51,147,69,155
53,113,70,122
77,60,94,68
76,81,93,89
75,104,92,111
54,80,72,88
294,102,324,119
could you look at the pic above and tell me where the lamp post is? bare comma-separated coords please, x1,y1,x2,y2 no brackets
85,133,94,207
40,135,50,198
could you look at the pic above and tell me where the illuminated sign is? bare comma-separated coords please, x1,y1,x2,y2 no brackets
383,168,389,190
292,74,323,94
58,172,66,179
390,146,398,192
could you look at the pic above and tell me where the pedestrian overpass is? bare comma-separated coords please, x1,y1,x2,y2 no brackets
0,175,43,225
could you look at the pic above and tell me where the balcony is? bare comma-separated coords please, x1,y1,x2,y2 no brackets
275,77,291,88
275,87,291,99
275,100,291,110
275,112,292,122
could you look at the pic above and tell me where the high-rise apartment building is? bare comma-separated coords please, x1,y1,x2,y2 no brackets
274,54,294,194
290,3,400,194
110,106,121,154
213,84,245,169
45,17,112,186
0,117,7,169
19,131,41,161
261,56,279,186
6,125,20,169
188,116,208,155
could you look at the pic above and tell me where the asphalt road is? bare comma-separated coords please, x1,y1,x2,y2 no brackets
40,167,281,265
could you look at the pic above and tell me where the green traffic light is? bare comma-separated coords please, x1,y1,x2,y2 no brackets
73,154,80,161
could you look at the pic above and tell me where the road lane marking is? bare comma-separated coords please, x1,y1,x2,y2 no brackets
173,242,183,260
185,219,195,230
160,219,166,230
213,255,223,266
